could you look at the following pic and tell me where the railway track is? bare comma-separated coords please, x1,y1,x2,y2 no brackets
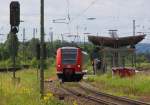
46,80,150,105
61,84,117,105
78,82,150,105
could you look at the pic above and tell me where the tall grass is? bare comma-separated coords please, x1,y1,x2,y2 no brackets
0,69,65,105
86,72,150,98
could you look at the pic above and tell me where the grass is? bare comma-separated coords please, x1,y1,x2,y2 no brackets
0,68,65,105
86,72,150,99
138,62,150,69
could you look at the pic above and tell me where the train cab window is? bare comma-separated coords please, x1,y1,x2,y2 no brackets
62,49,77,64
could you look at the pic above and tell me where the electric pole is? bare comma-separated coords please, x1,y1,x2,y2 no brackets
61,33,64,44
133,20,135,36
132,20,136,67
49,28,53,56
23,28,25,64
40,0,45,98
33,28,37,38
33,28,35,38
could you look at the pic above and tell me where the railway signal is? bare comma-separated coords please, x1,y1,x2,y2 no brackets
10,1,20,34
9,1,20,79
10,1,20,26
11,26,18,34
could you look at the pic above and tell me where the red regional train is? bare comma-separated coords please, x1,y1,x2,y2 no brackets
56,47,87,82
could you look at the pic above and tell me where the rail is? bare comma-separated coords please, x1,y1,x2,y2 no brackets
61,85,118,105
79,82,150,105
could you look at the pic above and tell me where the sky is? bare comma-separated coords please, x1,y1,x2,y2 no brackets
0,0,150,43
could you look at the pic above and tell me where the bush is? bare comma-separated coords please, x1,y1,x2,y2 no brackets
0,59,12,68
30,58,39,68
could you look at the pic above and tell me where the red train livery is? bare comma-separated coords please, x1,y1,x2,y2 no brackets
56,47,87,82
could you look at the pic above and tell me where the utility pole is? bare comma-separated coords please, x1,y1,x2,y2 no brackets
133,20,135,36
132,20,136,67
36,28,38,37
40,0,45,98
50,28,53,44
49,28,53,56
84,33,85,49
33,28,35,38
61,33,64,44
83,27,87,49
33,28,37,38
23,28,25,63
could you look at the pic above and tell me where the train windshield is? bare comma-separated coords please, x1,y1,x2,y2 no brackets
62,49,77,64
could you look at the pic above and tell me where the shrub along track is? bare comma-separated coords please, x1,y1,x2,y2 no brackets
0,65,30,72
45,80,150,105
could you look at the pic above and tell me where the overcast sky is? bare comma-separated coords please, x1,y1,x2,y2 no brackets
0,0,150,43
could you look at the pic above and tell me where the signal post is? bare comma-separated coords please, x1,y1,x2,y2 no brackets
10,1,20,79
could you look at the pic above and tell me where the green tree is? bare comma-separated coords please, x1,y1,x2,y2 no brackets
27,38,40,58
6,32,19,62
0,43,9,60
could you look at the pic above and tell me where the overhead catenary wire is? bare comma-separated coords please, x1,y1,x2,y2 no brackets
64,0,71,38
63,0,99,43
66,0,70,22
71,0,99,22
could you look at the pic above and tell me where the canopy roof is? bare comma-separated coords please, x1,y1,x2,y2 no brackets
88,35,146,48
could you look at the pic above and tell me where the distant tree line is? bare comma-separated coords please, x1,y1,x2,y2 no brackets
0,33,149,68
0,33,95,68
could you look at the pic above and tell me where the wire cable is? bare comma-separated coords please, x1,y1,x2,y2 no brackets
66,0,70,22
71,0,99,22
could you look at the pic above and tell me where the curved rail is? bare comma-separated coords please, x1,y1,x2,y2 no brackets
79,82,150,105
61,85,118,105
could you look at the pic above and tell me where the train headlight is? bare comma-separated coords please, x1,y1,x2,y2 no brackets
58,65,61,67
77,65,81,68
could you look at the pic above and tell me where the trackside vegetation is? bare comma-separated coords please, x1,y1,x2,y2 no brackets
86,72,150,100
0,33,150,105
0,69,65,105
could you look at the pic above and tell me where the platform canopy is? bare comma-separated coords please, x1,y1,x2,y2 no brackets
88,35,146,48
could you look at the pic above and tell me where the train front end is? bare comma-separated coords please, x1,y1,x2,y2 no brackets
56,47,84,82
